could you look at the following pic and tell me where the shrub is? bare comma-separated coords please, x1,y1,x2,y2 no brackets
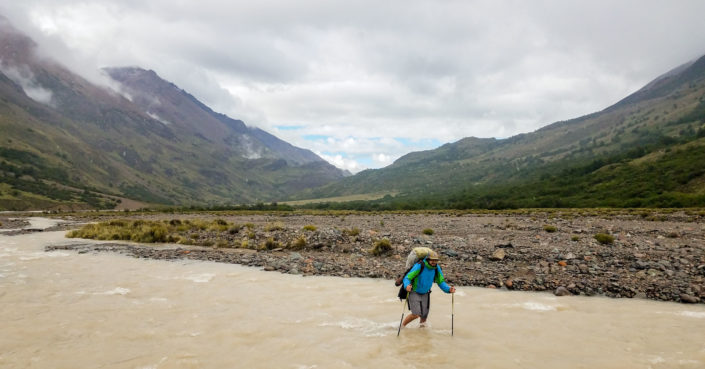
422,228,434,235
594,233,615,245
228,225,241,234
571,236,580,242
208,219,230,232
263,238,280,250
303,225,317,232
265,222,284,231
215,239,229,248
240,239,249,248
292,236,307,249
131,223,169,243
244,223,255,229
543,225,557,233
371,238,392,256
666,232,679,238
344,227,360,236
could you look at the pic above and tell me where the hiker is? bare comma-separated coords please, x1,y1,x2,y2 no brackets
402,251,455,327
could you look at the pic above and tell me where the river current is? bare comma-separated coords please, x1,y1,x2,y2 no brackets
1,218,704,368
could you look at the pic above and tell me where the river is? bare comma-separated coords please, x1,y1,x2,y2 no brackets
1,219,704,368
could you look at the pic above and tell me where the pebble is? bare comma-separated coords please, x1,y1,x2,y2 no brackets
490,249,506,261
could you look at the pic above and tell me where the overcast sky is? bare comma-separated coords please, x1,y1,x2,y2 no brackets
2,1,705,173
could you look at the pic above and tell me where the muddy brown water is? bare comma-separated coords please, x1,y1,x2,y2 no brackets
1,219,704,368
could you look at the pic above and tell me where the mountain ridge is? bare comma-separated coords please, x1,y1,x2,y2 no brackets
294,53,705,208
0,18,346,210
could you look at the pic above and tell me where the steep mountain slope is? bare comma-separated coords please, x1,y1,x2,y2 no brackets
297,54,705,208
0,17,345,210
103,67,325,165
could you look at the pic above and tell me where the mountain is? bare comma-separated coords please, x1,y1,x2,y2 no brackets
0,17,345,210
296,55,705,208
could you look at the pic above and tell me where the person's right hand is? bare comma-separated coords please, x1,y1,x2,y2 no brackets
406,285,412,292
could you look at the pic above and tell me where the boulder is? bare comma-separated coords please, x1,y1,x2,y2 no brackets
554,286,571,296
680,294,701,304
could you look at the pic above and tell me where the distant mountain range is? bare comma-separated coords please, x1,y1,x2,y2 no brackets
295,54,705,209
0,16,346,210
1,12,704,211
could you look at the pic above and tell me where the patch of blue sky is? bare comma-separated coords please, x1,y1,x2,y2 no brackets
274,125,304,131
394,137,443,149
303,134,330,141
356,156,374,167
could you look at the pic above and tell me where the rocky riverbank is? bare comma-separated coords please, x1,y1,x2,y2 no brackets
26,210,705,304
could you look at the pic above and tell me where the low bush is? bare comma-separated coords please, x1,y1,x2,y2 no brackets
265,222,284,231
344,227,360,236
263,237,280,250
371,238,392,256
543,225,557,233
422,228,434,235
303,224,317,232
594,233,615,245
292,236,307,249
208,219,230,232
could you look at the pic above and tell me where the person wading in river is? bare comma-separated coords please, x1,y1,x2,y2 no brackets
402,251,455,328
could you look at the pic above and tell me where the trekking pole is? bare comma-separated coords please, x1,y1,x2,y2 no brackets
397,291,409,337
451,291,455,337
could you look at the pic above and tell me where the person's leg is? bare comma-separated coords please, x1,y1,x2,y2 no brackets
402,314,419,326
418,293,430,326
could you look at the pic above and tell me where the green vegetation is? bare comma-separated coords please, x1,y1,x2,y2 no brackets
422,228,434,235
343,227,361,236
297,138,705,210
262,238,280,250
594,233,615,245
264,222,284,231
292,236,307,249
303,224,317,232
0,148,118,210
543,225,557,233
371,238,392,256
571,235,580,242
67,219,172,243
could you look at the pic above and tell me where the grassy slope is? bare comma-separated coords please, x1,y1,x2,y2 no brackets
293,58,705,208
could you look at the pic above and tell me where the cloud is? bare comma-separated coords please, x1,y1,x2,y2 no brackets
315,152,363,173
2,0,705,173
0,63,56,106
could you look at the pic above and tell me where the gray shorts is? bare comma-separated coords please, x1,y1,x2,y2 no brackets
408,291,431,318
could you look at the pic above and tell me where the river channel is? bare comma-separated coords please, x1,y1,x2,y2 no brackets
1,219,704,368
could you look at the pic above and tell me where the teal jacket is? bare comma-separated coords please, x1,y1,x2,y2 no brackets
403,258,451,294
